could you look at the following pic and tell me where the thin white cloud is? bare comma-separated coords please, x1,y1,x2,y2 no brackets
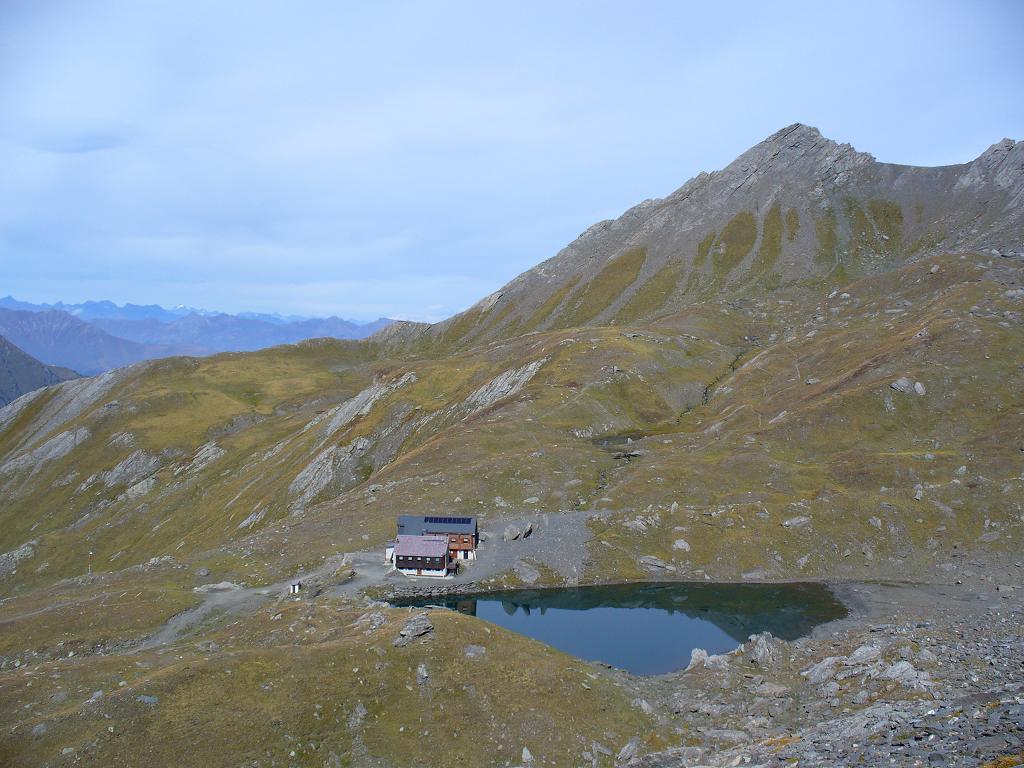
0,0,1021,320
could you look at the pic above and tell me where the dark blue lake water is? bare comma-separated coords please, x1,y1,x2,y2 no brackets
394,581,845,675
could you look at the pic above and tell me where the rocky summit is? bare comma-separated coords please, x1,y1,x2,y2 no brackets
1,125,1022,767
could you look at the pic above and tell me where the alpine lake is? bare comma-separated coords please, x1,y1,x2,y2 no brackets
393,581,847,675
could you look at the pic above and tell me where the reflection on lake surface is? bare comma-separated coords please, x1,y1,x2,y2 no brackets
394,581,846,675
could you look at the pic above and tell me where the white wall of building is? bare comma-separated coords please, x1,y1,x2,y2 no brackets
397,567,450,579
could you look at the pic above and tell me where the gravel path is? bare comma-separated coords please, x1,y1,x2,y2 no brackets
371,509,614,599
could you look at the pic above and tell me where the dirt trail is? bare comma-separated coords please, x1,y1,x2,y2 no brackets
133,585,270,651
133,555,354,651
136,510,610,649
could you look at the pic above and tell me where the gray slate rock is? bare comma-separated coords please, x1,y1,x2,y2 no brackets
639,555,676,572
754,682,790,697
503,524,523,542
746,632,782,666
890,377,915,394
393,613,434,647
347,701,368,728
802,656,840,684
617,737,640,762
514,560,541,584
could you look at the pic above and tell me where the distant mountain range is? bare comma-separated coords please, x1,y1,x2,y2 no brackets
0,296,339,325
0,308,185,376
0,296,195,323
87,314,393,351
0,298,393,376
0,334,79,406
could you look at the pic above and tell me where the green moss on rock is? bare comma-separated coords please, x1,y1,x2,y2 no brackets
615,259,683,324
560,246,647,327
755,203,783,273
814,208,837,268
695,231,715,268
868,199,903,245
712,212,757,278
524,276,580,332
785,207,800,242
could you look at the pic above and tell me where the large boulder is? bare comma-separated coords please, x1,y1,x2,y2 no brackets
686,647,730,671
801,656,840,684
393,613,434,647
745,631,782,666
502,521,534,542
514,560,541,584
890,377,915,394
891,377,926,396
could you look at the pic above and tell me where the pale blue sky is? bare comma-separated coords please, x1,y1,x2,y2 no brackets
1,1,1021,321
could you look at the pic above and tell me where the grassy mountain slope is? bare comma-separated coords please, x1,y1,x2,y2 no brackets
236,252,1023,588
1,124,1020,596
0,125,1022,766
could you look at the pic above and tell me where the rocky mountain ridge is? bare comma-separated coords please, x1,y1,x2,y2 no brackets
378,123,1022,353
0,295,390,327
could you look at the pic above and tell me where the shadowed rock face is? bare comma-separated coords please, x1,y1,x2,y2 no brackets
0,335,79,407
0,309,171,375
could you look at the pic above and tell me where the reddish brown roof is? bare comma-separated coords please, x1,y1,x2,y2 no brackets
394,534,448,558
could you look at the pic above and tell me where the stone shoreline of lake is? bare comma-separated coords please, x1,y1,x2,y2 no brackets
382,572,855,603
612,578,1023,767
386,573,1023,765
323,530,1023,765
